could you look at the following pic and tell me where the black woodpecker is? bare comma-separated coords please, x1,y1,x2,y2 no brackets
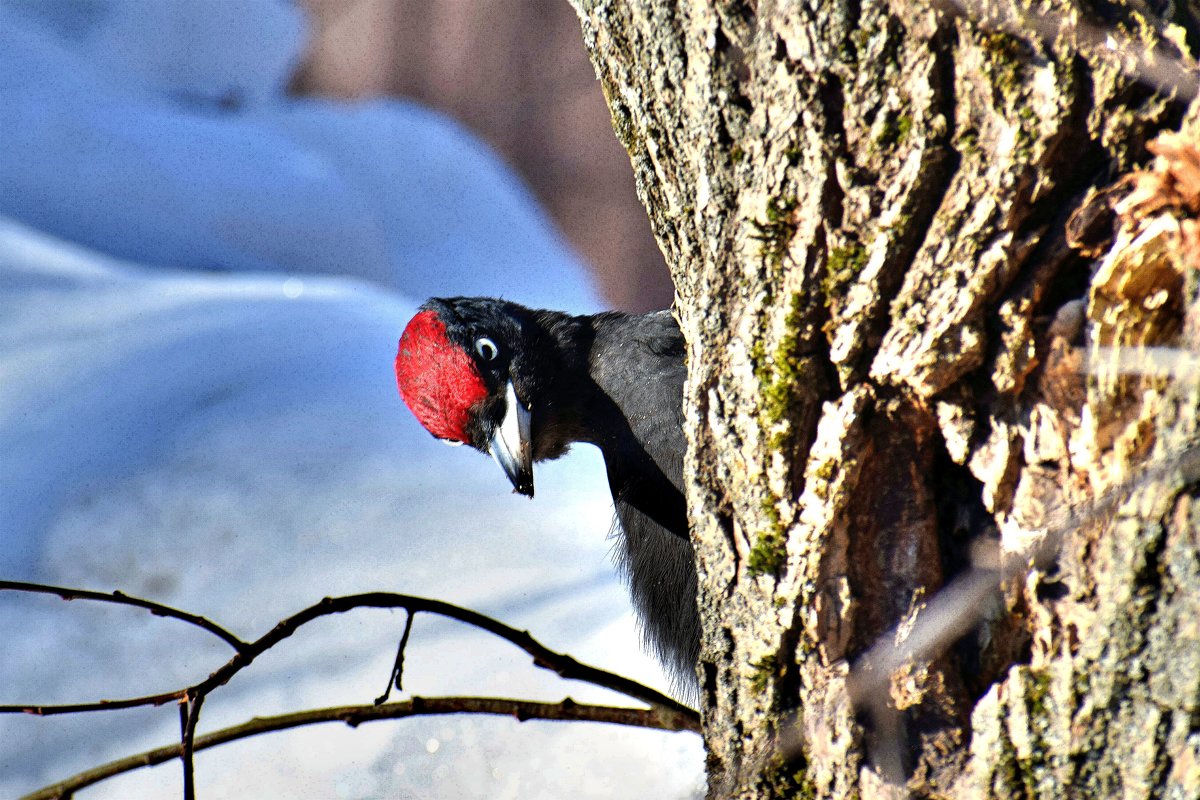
394,297,699,692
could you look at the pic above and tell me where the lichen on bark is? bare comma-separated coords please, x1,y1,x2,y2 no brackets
570,0,1200,797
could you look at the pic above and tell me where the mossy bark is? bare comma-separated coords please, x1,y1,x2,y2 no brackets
569,0,1200,797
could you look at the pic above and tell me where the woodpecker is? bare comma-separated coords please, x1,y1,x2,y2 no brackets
395,297,699,692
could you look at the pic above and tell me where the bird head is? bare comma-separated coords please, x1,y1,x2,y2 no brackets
395,297,543,497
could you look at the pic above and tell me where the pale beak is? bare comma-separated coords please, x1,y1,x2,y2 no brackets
488,381,534,497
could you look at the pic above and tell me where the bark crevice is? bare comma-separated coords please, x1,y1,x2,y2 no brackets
570,0,1200,796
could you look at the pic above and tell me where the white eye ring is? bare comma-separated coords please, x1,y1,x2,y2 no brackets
441,438,464,447
475,337,499,361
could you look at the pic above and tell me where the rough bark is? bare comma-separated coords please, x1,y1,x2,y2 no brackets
571,0,1200,798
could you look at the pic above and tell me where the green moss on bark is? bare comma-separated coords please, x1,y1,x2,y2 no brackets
755,751,817,800
749,497,788,577
749,197,799,264
823,243,868,301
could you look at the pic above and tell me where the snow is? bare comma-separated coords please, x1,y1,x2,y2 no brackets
0,3,594,312
0,3,703,798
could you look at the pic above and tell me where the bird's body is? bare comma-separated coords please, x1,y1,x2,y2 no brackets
395,298,699,691
584,312,698,685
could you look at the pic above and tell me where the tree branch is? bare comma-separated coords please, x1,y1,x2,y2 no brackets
5,584,700,795
0,580,247,652
20,696,698,800
0,589,696,726
375,608,415,705
180,691,203,800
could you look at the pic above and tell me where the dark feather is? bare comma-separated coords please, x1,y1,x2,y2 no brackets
588,312,698,690
403,299,699,693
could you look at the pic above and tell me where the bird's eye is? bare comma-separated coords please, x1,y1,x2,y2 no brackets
441,438,464,448
475,337,499,361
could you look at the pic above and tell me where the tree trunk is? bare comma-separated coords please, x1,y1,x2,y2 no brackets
569,0,1200,797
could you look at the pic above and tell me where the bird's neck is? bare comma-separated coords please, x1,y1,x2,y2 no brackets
527,311,640,462
534,309,688,539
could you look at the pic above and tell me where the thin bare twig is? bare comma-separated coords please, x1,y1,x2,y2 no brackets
850,442,1200,692
177,700,190,800
0,691,184,716
0,580,247,652
937,0,1200,102
840,442,1200,779
194,592,696,723
20,695,698,800
180,692,203,800
1088,345,1200,382
375,609,415,705
5,584,700,796
0,589,695,726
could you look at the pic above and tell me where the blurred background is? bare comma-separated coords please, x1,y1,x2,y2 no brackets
0,1,699,797
295,0,672,312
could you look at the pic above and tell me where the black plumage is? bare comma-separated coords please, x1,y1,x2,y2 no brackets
395,297,699,691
